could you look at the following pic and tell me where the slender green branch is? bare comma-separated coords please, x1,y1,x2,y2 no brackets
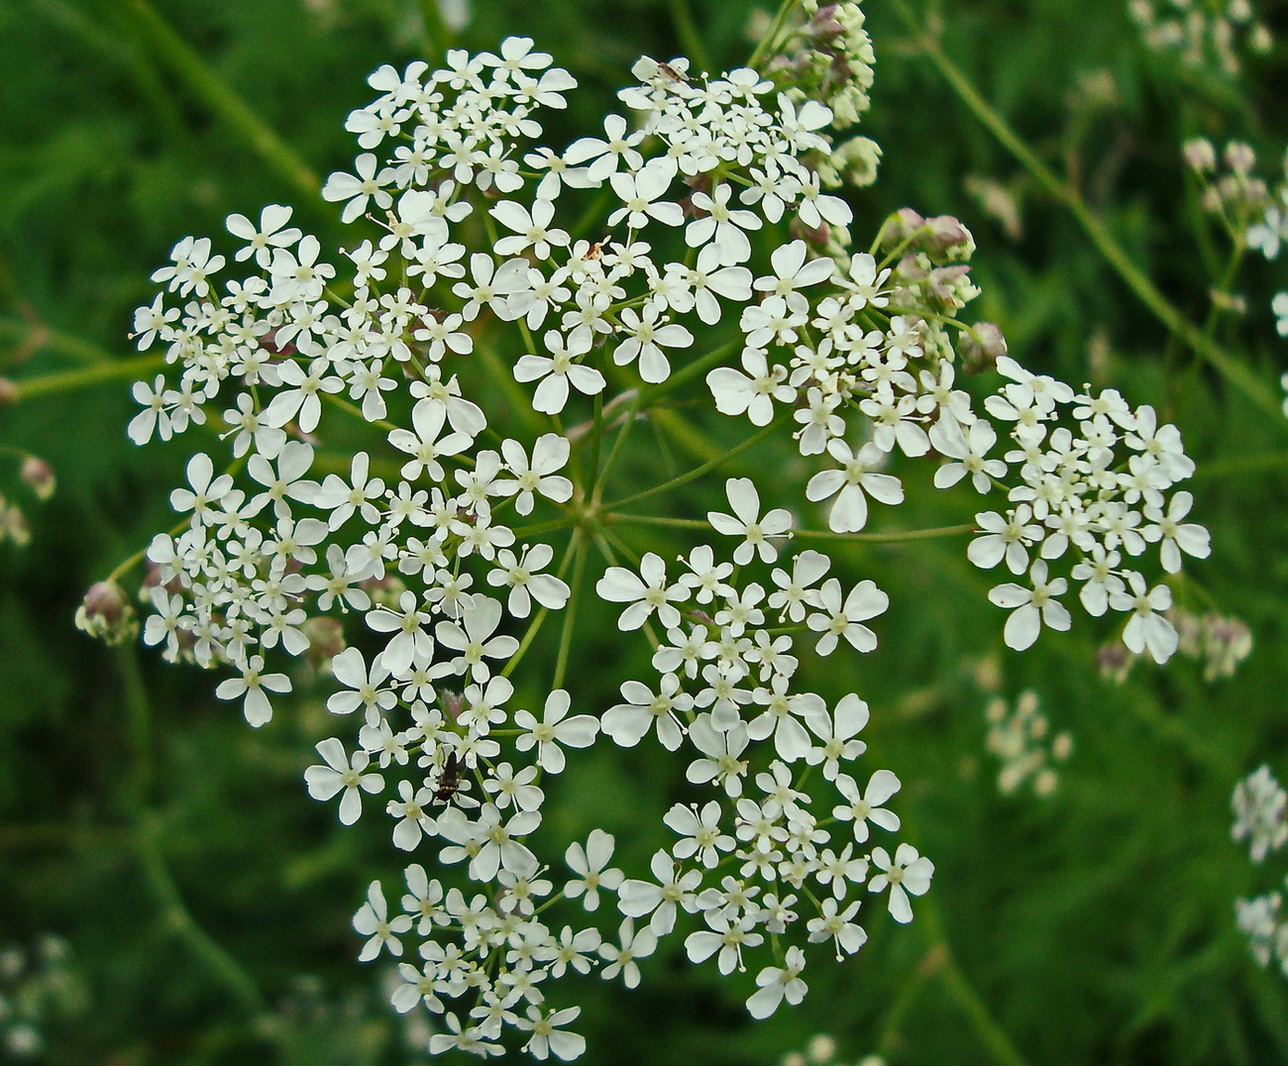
415,0,454,63
610,514,712,531
0,316,118,366
104,0,320,203
135,814,265,1015
668,0,711,72
11,353,166,401
790,522,976,544
552,533,588,691
115,647,264,1016
604,412,788,511
749,0,804,68
917,893,1033,1066
891,0,1285,426
608,515,976,544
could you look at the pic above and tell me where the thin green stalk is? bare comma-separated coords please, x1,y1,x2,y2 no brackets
874,945,940,1055
604,413,788,511
610,514,712,531
608,514,976,544
748,0,804,68
789,522,975,544
0,317,119,366
503,528,583,679
668,0,710,72
590,390,647,506
650,407,727,464
13,353,166,401
116,647,265,1015
415,0,454,63
552,533,588,691
892,0,1284,426
104,0,320,204
638,340,739,405
917,893,1033,1066
135,814,265,1015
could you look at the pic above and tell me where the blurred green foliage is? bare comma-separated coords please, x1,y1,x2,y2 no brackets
3,0,1288,1063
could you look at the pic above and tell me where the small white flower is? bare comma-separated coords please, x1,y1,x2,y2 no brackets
514,689,600,773
304,738,383,825
988,560,1072,652
867,843,934,924
707,477,793,564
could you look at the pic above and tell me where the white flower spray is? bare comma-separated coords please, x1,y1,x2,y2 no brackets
102,1,1212,1057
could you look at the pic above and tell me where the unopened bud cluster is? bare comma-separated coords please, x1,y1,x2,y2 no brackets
0,452,55,550
1097,605,1251,683
1233,766,1288,975
983,690,1072,798
0,936,86,1060
1129,0,1272,77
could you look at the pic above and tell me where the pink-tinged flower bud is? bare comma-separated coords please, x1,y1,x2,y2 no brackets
20,456,55,501
1183,138,1216,172
304,616,346,668
441,690,463,722
1095,642,1133,683
75,580,138,645
1225,141,1256,175
878,208,926,252
960,322,1008,374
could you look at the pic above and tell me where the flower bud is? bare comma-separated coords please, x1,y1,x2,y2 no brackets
303,616,346,670
1225,141,1256,175
0,378,17,409
1183,137,1216,172
960,322,1008,375
75,580,139,645
20,456,55,502
0,498,30,547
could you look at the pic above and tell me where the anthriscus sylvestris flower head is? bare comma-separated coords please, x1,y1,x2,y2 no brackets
115,2,1208,1056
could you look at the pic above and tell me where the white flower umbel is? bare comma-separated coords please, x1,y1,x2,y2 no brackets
117,4,1212,1057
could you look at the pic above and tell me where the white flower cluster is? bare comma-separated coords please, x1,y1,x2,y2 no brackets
1233,766,1288,976
117,2,1209,1054
0,936,85,1059
963,358,1210,661
983,690,1072,797
1129,0,1272,76
1234,765,1288,863
119,20,948,1056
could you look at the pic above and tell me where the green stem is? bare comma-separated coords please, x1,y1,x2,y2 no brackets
789,522,976,544
104,0,320,204
918,893,1033,1066
892,0,1285,426
668,0,711,72
115,647,264,1015
135,815,266,1015
552,532,588,691
607,515,976,544
13,353,166,401
604,412,788,511
748,0,804,68
415,0,454,63
0,316,121,366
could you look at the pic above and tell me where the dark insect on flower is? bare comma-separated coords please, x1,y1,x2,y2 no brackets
658,62,689,83
434,750,461,804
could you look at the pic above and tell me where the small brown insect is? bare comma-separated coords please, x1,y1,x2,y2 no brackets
434,750,461,804
658,62,689,83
